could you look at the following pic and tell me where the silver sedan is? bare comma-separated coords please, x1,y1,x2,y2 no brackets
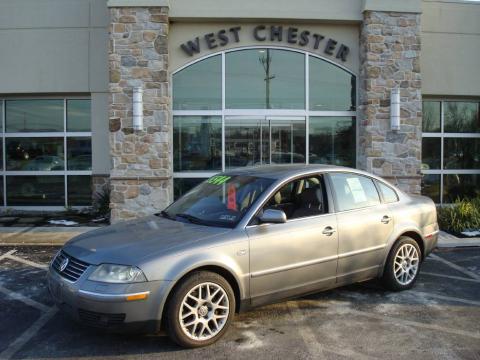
47,165,438,348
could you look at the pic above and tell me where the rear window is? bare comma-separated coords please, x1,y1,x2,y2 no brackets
377,182,399,203
330,173,381,211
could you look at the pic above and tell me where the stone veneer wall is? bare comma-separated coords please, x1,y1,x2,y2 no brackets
92,175,110,196
358,11,422,194
109,6,171,222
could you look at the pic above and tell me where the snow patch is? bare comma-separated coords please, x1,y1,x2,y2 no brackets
461,230,480,237
237,331,264,349
48,220,78,226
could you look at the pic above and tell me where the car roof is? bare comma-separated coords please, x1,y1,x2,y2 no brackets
224,164,367,180
223,164,406,198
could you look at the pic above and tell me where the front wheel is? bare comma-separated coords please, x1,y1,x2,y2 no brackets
166,271,235,348
382,237,421,291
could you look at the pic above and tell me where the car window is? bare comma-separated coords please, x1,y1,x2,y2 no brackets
263,175,328,221
377,182,399,203
330,173,380,212
164,175,274,228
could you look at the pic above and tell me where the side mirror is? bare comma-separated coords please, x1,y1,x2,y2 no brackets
259,209,287,224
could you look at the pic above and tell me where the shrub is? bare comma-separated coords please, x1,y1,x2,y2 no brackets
437,197,480,234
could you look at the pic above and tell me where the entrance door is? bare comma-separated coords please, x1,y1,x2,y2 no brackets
225,116,306,169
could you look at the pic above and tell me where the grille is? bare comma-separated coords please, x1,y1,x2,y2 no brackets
52,250,89,282
78,309,126,328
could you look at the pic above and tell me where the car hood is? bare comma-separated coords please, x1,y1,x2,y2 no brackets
62,215,231,266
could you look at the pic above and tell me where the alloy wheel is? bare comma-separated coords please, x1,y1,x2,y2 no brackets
178,282,230,341
393,243,420,285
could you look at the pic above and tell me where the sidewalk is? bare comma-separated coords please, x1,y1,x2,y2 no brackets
0,226,479,247
0,227,97,246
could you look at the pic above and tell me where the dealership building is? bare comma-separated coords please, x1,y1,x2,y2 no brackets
0,0,479,222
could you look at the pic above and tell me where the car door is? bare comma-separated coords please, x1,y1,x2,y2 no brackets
246,175,338,306
327,172,394,285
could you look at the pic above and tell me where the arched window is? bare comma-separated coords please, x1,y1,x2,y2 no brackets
172,47,357,198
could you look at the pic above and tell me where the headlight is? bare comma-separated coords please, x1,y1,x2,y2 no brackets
88,264,147,283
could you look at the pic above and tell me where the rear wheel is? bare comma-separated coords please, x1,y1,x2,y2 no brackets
166,271,235,348
382,237,421,291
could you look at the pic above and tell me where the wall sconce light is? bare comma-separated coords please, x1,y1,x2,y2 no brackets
390,88,401,131
132,87,143,131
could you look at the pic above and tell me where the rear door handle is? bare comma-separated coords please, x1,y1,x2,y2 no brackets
322,226,336,236
381,216,392,224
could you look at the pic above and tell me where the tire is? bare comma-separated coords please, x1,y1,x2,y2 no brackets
382,236,422,291
166,271,235,348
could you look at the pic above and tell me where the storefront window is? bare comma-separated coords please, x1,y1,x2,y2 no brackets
421,174,441,204
6,175,65,206
173,116,222,171
444,101,479,133
67,137,92,170
443,174,480,203
226,49,305,109
6,100,64,132
68,176,92,206
309,58,356,111
421,138,441,170
6,138,64,171
0,97,92,207
174,178,205,200
67,100,91,131
421,100,480,203
173,48,357,191
444,138,480,170
422,101,441,133
309,117,355,166
173,55,222,110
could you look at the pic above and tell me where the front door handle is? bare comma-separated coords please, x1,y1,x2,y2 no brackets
322,226,336,236
381,216,392,224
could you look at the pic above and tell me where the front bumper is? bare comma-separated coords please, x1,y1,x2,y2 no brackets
47,264,172,333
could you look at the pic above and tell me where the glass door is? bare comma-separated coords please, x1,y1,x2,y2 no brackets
268,117,306,165
224,116,306,169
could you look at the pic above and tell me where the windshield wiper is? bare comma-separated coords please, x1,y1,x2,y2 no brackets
175,213,205,225
157,210,173,219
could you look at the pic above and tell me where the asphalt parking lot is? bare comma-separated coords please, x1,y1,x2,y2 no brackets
0,246,479,360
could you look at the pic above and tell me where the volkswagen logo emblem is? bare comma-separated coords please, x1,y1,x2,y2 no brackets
59,258,69,272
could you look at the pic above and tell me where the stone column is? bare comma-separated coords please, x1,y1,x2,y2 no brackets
108,3,171,222
358,10,422,194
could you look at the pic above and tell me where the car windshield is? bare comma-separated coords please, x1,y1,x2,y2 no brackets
162,175,274,228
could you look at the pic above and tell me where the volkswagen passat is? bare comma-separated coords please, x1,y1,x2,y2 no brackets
48,165,438,348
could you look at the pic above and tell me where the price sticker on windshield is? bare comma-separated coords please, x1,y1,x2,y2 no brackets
207,175,231,185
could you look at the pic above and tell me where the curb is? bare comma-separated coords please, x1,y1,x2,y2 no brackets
437,231,480,248
0,227,98,246
437,241,480,248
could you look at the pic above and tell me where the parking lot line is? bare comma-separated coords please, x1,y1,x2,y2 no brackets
421,271,480,284
346,308,480,340
0,307,57,360
5,253,48,270
411,291,480,306
0,285,51,313
287,301,378,359
0,249,17,261
430,254,480,281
